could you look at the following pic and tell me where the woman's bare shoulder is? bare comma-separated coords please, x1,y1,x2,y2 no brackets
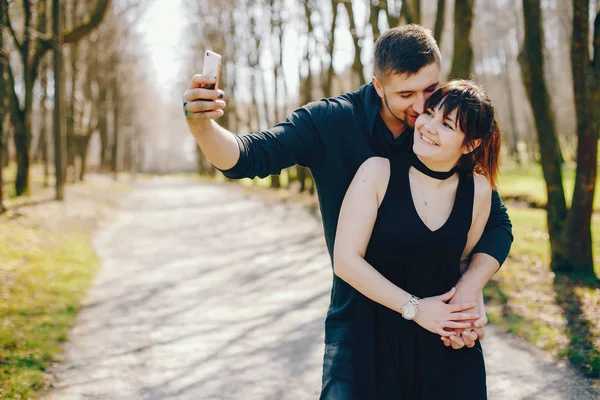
472,173,492,210
358,156,390,174
355,157,390,202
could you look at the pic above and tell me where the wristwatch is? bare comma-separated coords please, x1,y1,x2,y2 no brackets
401,295,420,320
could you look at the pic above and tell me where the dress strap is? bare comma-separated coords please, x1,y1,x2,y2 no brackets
452,170,475,231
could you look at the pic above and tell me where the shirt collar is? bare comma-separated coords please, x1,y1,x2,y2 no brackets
364,82,382,138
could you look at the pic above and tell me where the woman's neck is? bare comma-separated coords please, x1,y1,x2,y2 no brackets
410,165,459,188
413,153,460,179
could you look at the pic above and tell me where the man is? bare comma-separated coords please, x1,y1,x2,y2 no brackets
182,25,512,399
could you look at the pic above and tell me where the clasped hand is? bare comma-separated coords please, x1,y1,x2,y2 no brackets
412,287,486,349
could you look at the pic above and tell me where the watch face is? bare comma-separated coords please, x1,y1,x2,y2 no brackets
403,304,417,320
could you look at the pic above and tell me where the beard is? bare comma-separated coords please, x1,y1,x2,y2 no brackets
382,91,413,128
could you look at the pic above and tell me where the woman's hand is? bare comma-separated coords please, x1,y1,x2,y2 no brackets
413,287,480,336
441,292,487,349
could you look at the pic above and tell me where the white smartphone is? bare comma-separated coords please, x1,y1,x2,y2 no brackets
201,50,222,90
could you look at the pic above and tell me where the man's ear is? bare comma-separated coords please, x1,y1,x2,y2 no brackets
372,76,384,99
462,139,482,154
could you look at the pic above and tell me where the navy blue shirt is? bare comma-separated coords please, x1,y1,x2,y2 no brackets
220,83,513,344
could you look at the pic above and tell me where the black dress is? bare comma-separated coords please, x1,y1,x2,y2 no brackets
353,153,487,400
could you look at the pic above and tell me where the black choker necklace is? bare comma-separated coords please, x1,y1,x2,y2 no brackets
410,152,457,180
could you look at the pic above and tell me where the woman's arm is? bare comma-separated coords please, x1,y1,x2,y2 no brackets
333,157,478,336
333,157,411,314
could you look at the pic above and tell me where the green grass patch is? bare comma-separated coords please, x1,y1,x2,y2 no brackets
0,163,124,398
484,205,600,378
498,163,600,211
0,219,100,398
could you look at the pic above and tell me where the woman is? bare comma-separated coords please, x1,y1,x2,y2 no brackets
333,80,501,399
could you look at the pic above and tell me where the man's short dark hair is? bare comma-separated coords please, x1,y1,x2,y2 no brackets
374,24,441,80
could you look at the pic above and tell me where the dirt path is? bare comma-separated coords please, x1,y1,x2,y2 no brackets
45,178,599,400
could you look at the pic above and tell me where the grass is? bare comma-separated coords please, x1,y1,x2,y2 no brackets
0,163,129,399
0,225,100,398
498,163,600,211
491,162,600,379
484,205,600,379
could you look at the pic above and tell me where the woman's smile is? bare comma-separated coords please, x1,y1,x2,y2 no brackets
419,132,439,146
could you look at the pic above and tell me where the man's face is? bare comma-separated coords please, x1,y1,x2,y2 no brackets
372,63,441,129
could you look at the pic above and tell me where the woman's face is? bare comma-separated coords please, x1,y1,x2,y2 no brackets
413,104,474,168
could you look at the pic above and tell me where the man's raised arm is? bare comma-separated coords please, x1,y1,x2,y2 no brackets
183,74,326,180
183,74,240,171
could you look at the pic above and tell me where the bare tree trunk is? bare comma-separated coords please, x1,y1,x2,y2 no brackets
98,101,108,170
66,1,80,183
448,0,474,79
433,0,446,44
297,0,317,193
79,134,92,181
248,14,261,132
322,0,339,98
78,39,99,181
343,0,366,87
40,59,50,186
499,43,520,164
380,0,400,28
519,0,569,271
268,0,286,188
564,3,599,277
53,0,66,199
401,0,420,24
111,66,119,180
274,0,287,120
1,121,8,168
0,0,6,213
98,33,110,172
370,1,381,42
98,48,109,172
12,2,35,196
1,122,8,168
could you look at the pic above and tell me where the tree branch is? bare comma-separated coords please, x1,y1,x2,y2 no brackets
63,0,112,45
5,8,23,53
30,0,112,86
1,52,23,117
31,0,49,83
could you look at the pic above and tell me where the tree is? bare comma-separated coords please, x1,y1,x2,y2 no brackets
53,0,67,199
519,0,568,270
0,0,6,213
343,0,366,87
448,0,474,79
564,1,599,276
401,0,420,24
519,0,598,278
433,0,446,44
4,0,112,196
324,0,339,97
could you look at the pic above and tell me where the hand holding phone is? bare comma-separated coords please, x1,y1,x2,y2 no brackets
183,50,225,123
201,50,221,91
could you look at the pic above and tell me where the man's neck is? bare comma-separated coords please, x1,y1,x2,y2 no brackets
378,106,407,139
